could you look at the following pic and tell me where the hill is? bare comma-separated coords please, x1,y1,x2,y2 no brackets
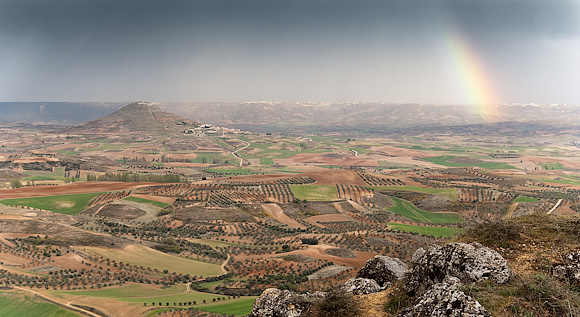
2,101,580,136
67,101,196,134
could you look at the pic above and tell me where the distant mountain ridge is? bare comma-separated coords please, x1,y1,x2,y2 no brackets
161,102,580,134
0,102,124,125
2,101,580,135
66,102,196,134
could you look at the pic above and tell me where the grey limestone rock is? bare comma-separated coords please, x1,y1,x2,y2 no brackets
356,255,409,287
342,277,383,295
553,251,580,284
397,282,492,317
248,288,315,317
406,242,512,295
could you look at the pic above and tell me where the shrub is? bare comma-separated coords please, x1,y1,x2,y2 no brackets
312,289,359,317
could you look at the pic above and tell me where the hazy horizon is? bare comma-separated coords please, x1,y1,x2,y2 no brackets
1,0,579,105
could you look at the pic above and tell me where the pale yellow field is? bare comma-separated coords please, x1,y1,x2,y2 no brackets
80,244,224,277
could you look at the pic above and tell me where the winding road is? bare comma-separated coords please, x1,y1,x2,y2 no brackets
231,140,250,166
547,199,563,215
13,286,102,317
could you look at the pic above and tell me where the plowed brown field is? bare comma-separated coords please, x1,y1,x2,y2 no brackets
0,182,155,199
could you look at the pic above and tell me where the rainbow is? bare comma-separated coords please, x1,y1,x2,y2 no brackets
443,27,500,121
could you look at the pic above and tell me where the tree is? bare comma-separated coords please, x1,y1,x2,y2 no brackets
10,179,22,188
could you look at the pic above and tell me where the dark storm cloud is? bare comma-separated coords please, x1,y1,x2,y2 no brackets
0,0,579,103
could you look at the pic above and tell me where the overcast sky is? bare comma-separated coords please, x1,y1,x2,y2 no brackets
0,0,579,104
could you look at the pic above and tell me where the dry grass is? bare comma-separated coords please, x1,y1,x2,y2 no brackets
455,214,580,316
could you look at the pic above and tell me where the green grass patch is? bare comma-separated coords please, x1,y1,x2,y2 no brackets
538,162,566,170
56,284,186,299
388,223,462,238
260,158,275,165
514,196,539,203
191,152,230,164
81,245,223,277
422,156,516,169
0,291,79,317
290,185,339,201
22,176,56,181
54,284,256,316
22,167,66,181
206,167,253,175
124,196,170,208
198,297,257,316
54,150,78,156
0,192,102,215
373,186,457,200
539,176,580,186
387,197,463,224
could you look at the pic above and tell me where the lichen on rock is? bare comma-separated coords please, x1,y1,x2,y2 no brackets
397,281,492,317
248,288,318,317
342,277,383,295
405,242,512,295
355,255,409,287
553,250,580,285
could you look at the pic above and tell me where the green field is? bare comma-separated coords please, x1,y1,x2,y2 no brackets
124,196,170,208
54,284,256,316
260,158,275,165
206,167,253,175
538,162,566,170
290,185,339,201
388,223,462,238
387,197,463,224
0,291,79,317
81,245,223,277
190,152,230,164
56,284,186,299
54,150,78,156
535,176,580,186
199,297,257,316
373,186,457,200
0,192,102,215
422,156,516,169
57,285,220,304
22,167,66,181
514,196,539,203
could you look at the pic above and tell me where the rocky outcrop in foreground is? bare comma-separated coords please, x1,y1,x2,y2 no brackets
553,251,580,285
248,288,322,317
355,255,408,287
249,242,512,316
406,242,512,295
397,278,492,317
341,277,382,295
